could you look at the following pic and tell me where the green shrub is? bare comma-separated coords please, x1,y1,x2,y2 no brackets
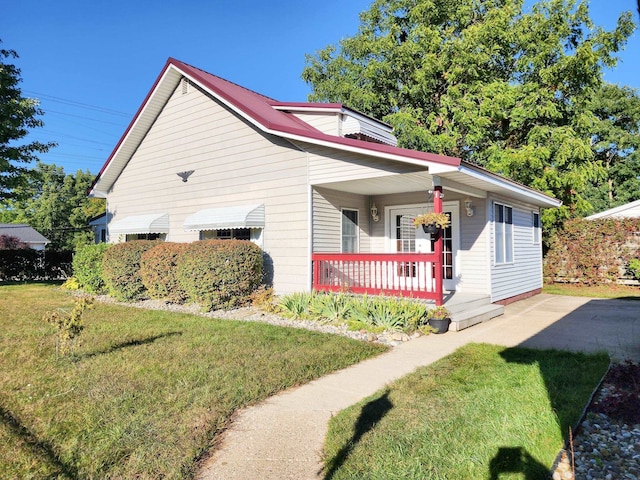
177,240,263,311
72,243,109,294
628,258,640,280
102,241,159,301
140,243,189,303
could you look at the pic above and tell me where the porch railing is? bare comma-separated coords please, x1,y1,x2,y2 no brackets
312,253,442,303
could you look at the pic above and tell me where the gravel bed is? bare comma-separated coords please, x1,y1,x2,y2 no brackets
554,362,640,480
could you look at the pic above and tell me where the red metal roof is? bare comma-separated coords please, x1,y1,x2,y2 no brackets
91,58,461,194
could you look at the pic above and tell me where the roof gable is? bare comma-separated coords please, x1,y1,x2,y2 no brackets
89,58,460,197
0,224,50,244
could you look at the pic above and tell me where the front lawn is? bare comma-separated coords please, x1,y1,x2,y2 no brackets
543,282,640,299
323,343,609,479
0,283,387,479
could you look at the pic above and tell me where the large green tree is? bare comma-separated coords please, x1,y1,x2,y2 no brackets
0,162,105,250
584,83,640,213
0,43,55,201
302,0,636,228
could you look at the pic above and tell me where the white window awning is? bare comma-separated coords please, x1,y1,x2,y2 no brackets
184,204,265,231
109,213,169,235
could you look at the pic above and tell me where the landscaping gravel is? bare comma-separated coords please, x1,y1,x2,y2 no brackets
554,362,640,480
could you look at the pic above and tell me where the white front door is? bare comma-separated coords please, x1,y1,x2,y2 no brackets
387,202,459,292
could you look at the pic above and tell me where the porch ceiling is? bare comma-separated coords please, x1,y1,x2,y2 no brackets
311,171,433,195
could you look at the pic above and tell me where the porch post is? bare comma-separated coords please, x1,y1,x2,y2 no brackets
433,185,444,306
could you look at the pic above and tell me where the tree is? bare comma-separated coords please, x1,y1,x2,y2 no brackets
584,83,640,213
0,42,55,201
302,0,636,231
0,162,105,250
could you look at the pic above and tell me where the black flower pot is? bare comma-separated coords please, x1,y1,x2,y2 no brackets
422,224,439,234
428,317,451,334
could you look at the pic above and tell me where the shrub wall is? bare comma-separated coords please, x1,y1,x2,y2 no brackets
140,242,189,303
177,240,263,311
544,218,640,285
102,240,159,301
0,250,72,281
73,243,109,294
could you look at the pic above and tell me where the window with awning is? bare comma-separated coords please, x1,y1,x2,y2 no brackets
183,204,265,231
109,213,169,235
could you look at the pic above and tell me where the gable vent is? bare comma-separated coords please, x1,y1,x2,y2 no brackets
181,78,191,95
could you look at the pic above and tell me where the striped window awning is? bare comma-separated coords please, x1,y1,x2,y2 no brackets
183,204,265,231
109,213,169,235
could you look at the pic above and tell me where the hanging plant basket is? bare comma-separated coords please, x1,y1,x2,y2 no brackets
422,223,439,234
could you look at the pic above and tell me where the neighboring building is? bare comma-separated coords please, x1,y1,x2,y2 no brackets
586,199,640,219
89,58,561,319
88,213,108,243
0,224,50,250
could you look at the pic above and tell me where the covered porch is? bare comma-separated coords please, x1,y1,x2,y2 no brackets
310,166,487,307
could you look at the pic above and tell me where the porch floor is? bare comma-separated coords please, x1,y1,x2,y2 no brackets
440,292,505,331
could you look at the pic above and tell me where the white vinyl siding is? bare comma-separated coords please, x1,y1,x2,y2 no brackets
312,188,370,254
304,144,425,186
490,196,544,302
290,112,339,136
107,82,309,295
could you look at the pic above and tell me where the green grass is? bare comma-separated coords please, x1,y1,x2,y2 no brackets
0,283,387,479
543,282,640,299
322,343,609,480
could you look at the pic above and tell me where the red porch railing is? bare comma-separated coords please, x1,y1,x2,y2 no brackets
312,253,443,304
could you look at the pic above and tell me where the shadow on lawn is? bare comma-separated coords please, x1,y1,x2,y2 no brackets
0,404,79,479
489,446,549,479
78,331,183,359
323,390,393,480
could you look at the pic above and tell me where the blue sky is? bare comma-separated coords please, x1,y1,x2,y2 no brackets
2,0,639,175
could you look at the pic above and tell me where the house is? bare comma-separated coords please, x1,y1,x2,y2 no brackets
88,213,108,243
0,224,50,250
89,58,561,329
586,199,640,219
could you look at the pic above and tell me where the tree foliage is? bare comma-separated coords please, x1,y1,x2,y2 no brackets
302,0,637,229
0,162,105,250
0,43,55,201
584,83,640,213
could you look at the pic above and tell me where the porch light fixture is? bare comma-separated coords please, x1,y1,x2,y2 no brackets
370,203,379,222
464,198,474,217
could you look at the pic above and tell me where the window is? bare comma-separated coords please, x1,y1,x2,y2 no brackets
125,233,165,241
341,209,359,253
494,203,513,264
201,228,251,241
532,212,540,244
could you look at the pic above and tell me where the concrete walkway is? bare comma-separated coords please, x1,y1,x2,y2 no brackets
197,294,640,480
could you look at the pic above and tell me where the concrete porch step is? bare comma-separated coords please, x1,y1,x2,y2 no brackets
449,303,505,331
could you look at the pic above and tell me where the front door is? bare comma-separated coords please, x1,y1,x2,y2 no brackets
387,203,459,292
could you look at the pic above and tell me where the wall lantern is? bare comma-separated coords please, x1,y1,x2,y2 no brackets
464,198,474,217
370,203,380,222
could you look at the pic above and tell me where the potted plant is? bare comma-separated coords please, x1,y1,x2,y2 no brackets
413,212,450,234
426,305,451,333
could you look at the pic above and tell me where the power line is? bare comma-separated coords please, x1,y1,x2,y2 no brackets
24,90,132,117
47,109,128,127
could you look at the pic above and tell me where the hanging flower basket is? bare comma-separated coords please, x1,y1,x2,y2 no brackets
413,212,450,231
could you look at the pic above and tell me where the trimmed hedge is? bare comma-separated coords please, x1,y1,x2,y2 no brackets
0,249,72,281
102,241,159,301
177,240,263,311
73,243,109,294
544,218,640,285
140,243,189,303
